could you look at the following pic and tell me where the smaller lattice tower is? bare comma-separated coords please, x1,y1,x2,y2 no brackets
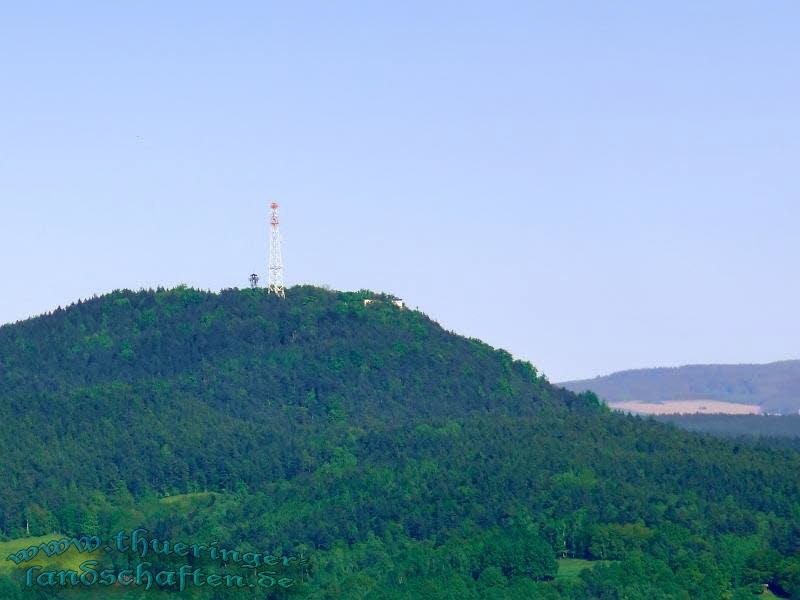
267,202,285,298
249,273,259,289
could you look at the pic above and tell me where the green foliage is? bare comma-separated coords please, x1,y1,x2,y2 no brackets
0,286,798,598
481,529,557,579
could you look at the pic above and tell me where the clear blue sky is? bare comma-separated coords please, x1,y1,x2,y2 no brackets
1,2,798,382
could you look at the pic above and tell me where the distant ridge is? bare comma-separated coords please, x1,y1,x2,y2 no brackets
559,360,800,414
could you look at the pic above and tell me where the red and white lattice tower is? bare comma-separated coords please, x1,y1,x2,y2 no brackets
268,202,285,298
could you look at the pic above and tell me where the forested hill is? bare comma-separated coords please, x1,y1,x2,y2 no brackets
1,286,800,599
0,285,567,416
561,360,800,413
0,285,589,519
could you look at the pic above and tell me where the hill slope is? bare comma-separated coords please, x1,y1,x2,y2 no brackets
0,285,579,511
561,361,800,414
1,286,800,599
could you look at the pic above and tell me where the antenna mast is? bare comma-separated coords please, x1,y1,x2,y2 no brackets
268,202,285,298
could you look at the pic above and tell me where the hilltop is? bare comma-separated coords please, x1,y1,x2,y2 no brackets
0,285,585,514
561,360,800,414
1,286,799,599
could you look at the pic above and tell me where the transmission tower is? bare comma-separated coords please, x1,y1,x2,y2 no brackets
249,273,259,289
267,202,285,298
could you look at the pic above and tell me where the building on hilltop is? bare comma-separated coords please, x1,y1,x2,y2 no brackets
363,298,405,309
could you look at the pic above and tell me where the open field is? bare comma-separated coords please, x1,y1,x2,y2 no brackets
555,558,611,581
0,534,104,575
159,491,219,506
610,400,761,415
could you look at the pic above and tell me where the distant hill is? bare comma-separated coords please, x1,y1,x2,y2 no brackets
560,361,800,414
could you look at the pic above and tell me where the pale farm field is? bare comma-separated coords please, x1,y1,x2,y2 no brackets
610,399,761,415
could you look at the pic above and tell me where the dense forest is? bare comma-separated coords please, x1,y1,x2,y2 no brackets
654,414,800,453
656,414,800,439
1,286,799,599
